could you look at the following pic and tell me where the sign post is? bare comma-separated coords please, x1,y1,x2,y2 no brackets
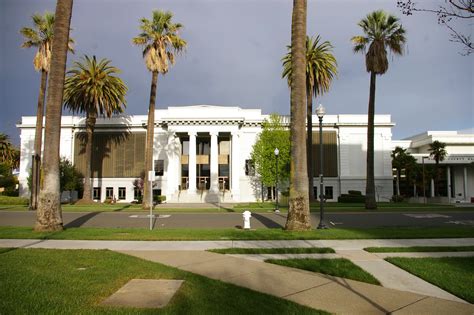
148,170,155,230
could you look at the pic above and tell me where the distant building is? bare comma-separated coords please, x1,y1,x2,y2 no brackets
393,130,474,203
17,105,395,203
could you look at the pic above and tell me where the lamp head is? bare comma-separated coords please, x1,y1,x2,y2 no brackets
274,148,279,156
316,104,326,119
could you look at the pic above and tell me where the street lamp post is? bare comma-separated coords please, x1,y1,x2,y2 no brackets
274,148,280,213
316,104,328,229
422,156,428,204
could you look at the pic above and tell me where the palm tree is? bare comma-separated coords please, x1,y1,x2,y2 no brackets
351,10,406,209
0,133,14,165
63,55,127,203
429,140,447,196
391,146,408,196
282,35,338,201
132,10,186,209
285,0,311,231
20,12,74,210
36,0,74,232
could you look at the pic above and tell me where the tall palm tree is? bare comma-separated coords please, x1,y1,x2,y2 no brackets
351,10,406,209
63,55,127,203
36,0,74,232
132,10,186,209
282,35,338,200
429,140,447,196
20,12,74,210
285,0,311,231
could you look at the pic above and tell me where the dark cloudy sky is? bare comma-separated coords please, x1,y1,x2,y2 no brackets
1,0,472,145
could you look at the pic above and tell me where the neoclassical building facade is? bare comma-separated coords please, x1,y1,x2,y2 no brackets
17,105,395,203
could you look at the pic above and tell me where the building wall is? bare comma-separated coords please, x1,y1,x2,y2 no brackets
17,106,395,203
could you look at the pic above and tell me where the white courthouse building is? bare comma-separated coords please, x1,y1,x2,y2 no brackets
393,130,474,203
17,105,397,203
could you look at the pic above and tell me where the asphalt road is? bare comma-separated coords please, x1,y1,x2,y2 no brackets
1,211,474,229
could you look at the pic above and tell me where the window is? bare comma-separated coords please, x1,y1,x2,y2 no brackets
93,187,101,200
118,187,126,200
313,187,318,199
245,159,255,176
134,187,142,200
106,187,114,199
325,186,334,200
154,160,164,176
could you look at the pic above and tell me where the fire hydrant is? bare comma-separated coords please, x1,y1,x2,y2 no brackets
242,210,252,230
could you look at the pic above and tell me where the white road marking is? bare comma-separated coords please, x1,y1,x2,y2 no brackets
446,220,474,226
404,214,451,219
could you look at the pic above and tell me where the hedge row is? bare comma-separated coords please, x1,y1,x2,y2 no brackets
0,196,29,205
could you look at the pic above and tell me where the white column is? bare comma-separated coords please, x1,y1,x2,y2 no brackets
210,131,219,192
464,166,468,201
188,131,197,193
430,178,435,197
447,166,451,203
231,131,240,200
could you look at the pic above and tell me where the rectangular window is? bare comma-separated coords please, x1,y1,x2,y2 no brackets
118,187,126,200
154,160,164,176
134,188,142,200
106,187,114,199
245,159,255,176
325,186,334,200
313,187,318,199
93,187,101,200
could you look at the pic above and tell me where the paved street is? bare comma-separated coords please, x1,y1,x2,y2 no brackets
1,210,473,229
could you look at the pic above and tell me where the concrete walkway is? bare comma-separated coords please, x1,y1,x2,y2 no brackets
120,250,473,314
1,238,473,314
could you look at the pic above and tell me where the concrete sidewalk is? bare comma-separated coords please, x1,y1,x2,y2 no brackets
1,238,473,314
121,250,473,314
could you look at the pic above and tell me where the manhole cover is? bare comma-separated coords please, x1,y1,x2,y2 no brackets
101,279,184,309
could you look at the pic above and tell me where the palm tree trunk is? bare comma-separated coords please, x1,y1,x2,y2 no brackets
35,0,73,232
365,71,377,209
396,168,400,196
306,84,315,201
285,0,311,231
31,70,48,210
143,71,158,210
81,112,96,202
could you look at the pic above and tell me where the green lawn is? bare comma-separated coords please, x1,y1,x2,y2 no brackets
0,248,324,314
1,226,474,241
2,201,472,213
386,257,474,303
209,247,335,254
235,202,474,212
365,246,474,253
266,258,380,285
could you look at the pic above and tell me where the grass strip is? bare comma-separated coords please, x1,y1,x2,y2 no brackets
266,258,380,285
0,248,325,314
386,257,474,303
1,226,474,240
3,202,472,213
365,246,474,253
208,247,335,254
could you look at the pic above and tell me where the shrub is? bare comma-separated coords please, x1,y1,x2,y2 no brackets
348,190,362,196
391,195,405,203
0,196,29,205
338,194,365,203
338,190,366,203
103,197,113,204
154,195,166,204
